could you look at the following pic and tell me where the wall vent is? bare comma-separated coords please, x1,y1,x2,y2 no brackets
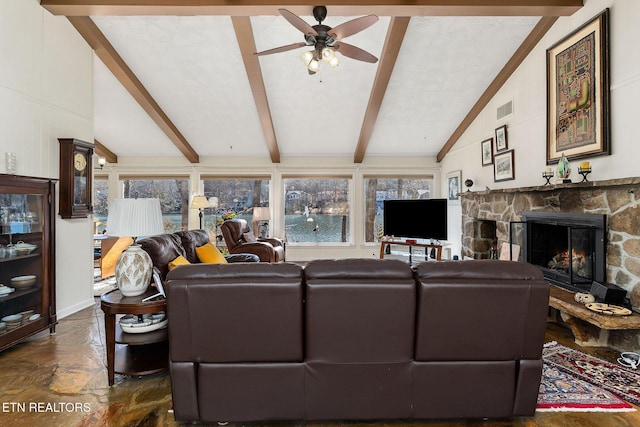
497,100,513,120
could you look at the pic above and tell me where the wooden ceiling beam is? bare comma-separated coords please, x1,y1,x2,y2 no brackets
93,139,118,163
67,16,200,163
436,16,558,162
42,1,583,17
353,16,410,164
232,16,281,164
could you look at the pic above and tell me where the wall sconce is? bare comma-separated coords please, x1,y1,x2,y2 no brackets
98,157,106,169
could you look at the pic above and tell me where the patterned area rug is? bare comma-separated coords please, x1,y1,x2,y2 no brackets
538,341,639,412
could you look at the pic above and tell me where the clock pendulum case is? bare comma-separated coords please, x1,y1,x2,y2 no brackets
58,138,94,219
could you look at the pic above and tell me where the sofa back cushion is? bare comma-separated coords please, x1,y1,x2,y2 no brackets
166,262,304,363
175,229,211,263
138,233,185,281
304,258,416,363
414,260,549,361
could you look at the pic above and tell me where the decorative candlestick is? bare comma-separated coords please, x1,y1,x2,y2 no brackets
578,166,592,182
542,169,554,185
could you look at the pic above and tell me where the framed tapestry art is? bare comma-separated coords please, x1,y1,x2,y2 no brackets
547,9,610,164
494,150,515,182
481,138,493,166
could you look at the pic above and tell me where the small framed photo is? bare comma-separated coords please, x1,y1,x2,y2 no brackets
447,170,462,201
481,138,493,166
494,150,515,182
495,125,508,152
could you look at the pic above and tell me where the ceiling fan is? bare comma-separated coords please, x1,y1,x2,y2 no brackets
256,6,379,74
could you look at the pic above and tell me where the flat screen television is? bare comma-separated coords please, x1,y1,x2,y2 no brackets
383,199,448,241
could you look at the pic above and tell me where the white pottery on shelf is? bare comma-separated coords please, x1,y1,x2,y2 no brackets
115,244,152,297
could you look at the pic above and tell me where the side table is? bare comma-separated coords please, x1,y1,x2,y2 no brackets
101,288,168,385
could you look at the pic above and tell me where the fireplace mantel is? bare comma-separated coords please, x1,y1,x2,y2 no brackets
460,176,640,198
458,177,640,294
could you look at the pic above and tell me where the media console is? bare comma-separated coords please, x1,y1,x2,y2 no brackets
378,240,443,263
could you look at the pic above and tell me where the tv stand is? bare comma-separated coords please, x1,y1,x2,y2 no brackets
379,240,442,263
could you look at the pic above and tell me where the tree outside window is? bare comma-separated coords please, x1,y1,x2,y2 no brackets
364,177,433,242
122,178,190,233
283,178,350,243
203,178,269,233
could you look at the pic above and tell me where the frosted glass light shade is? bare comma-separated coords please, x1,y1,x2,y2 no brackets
106,198,164,238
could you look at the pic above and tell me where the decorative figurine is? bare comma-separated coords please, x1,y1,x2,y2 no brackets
557,153,572,183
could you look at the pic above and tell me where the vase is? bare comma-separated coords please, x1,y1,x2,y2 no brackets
115,244,152,297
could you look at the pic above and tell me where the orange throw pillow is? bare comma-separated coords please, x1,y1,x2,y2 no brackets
195,242,228,264
168,255,190,270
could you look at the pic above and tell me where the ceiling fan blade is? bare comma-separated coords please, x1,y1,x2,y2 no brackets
256,42,308,56
330,15,379,40
279,8,318,36
334,42,378,63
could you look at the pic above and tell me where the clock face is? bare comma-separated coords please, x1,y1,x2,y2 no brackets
74,152,87,172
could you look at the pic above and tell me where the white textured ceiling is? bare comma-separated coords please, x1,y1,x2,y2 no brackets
89,12,540,160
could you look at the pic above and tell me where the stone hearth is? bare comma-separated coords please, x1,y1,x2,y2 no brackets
459,177,640,294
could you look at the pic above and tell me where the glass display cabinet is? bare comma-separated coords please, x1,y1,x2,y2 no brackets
0,174,56,352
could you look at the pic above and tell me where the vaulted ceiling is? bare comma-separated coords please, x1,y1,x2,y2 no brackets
40,1,583,164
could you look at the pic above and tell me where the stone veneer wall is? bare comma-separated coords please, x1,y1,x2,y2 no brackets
459,177,640,294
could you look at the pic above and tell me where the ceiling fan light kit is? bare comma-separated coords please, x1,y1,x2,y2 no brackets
257,6,378,75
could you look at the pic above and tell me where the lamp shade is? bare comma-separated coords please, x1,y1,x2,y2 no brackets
106,198,163,297
208,196,219,209
106,198,164,238
190,195,210,209
252,207,271,221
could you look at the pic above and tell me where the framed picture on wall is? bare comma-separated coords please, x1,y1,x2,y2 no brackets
495,125,508,152
481,138,493,166
494,150,515,182
447,170,462,202
546,9,610,164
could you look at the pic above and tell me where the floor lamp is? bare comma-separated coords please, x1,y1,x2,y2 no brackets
191,195,210,229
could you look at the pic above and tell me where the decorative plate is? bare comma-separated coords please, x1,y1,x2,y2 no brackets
585,302,632,316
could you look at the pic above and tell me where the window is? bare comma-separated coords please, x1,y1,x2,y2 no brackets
363,176,434,242
203,177,270,233
283,177,350,243
93,176,109,234
121,177,190,233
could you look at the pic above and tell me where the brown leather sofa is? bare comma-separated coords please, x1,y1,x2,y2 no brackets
165,258,549,423
138,229,258,280
220,218,285,262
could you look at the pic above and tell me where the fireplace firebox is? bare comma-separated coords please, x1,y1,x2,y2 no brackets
513,211,606,292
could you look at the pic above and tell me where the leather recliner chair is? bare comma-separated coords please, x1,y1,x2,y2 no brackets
220,219,285,262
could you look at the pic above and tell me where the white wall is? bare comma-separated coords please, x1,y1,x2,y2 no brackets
0,0,95,318
441,0,640,257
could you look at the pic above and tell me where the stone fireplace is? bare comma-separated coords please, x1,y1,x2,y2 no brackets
459,177,640,295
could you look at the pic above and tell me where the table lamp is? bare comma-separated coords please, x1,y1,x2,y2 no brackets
190,195,210,229
252,207,271,238
107,198,164,297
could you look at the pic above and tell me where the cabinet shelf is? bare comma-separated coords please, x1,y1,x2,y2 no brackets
0,174,56,352
0,253,41,263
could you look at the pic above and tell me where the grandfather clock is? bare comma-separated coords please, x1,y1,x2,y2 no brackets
58,138,94,219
